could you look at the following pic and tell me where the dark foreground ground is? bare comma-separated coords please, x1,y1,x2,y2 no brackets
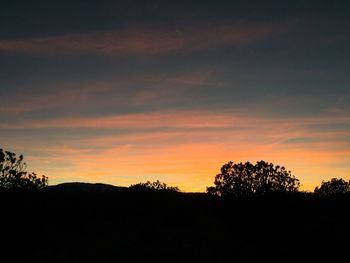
1,183,349,262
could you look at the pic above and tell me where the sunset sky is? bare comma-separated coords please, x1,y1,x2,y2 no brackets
1,0,349,192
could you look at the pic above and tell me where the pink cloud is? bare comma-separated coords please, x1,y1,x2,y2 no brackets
1,109,350,133
0,22,291,55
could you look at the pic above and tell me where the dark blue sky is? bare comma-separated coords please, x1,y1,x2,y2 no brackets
1,0,349,191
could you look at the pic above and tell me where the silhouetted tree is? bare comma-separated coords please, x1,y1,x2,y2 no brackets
130,180,179,192
207,161,300,197
0,148,48,190
314,178,350,196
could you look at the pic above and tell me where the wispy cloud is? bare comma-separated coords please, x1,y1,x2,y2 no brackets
0,69,215,116
0,22,291,55
2,108,350,131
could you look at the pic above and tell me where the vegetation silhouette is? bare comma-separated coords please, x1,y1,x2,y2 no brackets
1,150,350,262
314,178,350,197
129,180,180,192
0,148,48,190
207,160,300,197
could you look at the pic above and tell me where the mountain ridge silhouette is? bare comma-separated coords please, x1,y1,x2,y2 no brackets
47,182,128,193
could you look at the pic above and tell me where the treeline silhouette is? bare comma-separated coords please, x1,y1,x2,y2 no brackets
0,148,47,190
1,148,349,196
1,148,350,262
130,180,180,192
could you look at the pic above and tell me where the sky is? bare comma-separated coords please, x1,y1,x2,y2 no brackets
1,0,350,192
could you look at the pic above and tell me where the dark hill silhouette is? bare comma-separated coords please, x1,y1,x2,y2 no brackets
47,182,128,193
1,186,349,262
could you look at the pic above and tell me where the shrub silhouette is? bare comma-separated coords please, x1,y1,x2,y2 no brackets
314,178,350,196
207,160,300,197
0,148,48,190
130,180,179,192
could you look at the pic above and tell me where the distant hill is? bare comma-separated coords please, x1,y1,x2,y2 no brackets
1,182,350,262
46,182,128,193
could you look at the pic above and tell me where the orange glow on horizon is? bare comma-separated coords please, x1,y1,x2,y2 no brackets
3,110,347,193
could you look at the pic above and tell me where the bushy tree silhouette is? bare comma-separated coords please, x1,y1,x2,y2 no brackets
0,148,48,190
207,161,300,197
130,180,179,192
314,178,350,196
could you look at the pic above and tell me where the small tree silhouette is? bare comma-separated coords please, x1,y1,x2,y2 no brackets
130,180,179,192
0,148,48,190
314,178,350,196
207,160,300,197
